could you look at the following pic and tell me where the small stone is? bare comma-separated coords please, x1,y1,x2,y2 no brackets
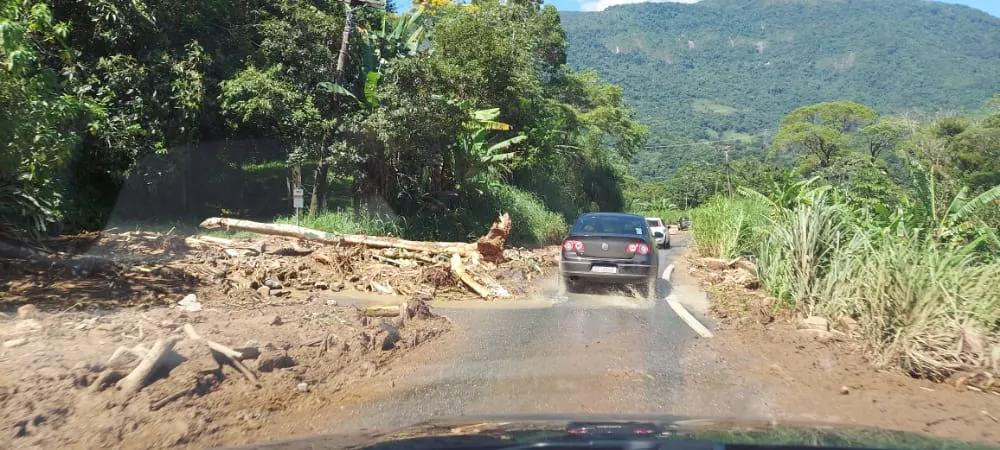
325,299,339,306
314,281,329,290
269,316,283,326
3,338,27,348
264,279,283,289
840,386,850,395
256,348,295,372
257,286,271,297
177,294,202,312
296,382,310,393
272,289,290,298
14,319,42,333
95,323,118,332
17,304,38,319
797,316,829,332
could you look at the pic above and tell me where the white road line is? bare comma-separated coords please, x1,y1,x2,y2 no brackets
666,294,714,338
662,264,674,281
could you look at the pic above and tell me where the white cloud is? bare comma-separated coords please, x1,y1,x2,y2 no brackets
580,0,700,12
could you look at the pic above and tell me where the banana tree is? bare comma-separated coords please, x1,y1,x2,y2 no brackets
451,107,526,186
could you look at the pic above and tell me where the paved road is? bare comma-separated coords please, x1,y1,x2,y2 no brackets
323,234,747,434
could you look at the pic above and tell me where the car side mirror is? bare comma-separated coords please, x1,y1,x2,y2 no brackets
653,231,664,238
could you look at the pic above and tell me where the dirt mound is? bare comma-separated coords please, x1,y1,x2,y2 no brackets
0,298,449,449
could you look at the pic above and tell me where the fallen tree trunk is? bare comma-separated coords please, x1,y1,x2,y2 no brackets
199,218,483,257
451,253,492,299
361,305,401,317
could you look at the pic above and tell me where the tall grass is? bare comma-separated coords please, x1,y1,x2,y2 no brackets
750,186,1000,378
757,196,849,309
690,196,770,258
276,209,405,237
814,231,1000,378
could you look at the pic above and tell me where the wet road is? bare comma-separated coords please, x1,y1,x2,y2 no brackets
325,234,727,433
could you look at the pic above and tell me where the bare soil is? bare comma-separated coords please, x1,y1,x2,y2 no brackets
0,231,556,449
681,251,1000,446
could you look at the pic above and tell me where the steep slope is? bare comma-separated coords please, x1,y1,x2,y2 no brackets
561,0,1000,176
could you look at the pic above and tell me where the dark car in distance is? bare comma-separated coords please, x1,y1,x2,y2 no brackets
559,213,660,299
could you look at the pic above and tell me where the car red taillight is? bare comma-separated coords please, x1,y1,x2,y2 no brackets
562,239,584,252
626,242,651,255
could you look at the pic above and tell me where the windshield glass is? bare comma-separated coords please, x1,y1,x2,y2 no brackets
3,0,1000,449
574,215,647,235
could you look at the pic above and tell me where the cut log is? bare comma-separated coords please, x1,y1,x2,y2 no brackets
199,217,498,257
116,337,181,397
361,305,401,317
476,213,511,263
451,254,492,299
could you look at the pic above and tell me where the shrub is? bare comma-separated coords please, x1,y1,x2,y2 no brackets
690,196,769,258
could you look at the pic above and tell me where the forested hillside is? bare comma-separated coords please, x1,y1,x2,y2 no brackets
561,0,1000,178
1,0,645,245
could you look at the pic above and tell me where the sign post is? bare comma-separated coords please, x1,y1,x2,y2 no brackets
293,187,304,226
291,165,303,226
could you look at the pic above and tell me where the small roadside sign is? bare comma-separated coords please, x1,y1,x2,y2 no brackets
293,188,304,209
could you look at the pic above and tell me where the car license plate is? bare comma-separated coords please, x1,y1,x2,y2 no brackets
591,265,617,274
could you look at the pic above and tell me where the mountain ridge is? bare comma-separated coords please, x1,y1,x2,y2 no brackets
559,0,1000,177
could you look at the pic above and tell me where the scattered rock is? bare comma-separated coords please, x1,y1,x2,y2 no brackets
296,382,310,393
840,386,850,395
332,281,345,292
256,348,295,372
16,304,38,319
95,323,119,332
325,299,339,306
797,316,829,332
378,322,401,351
257,286,271,297
233,347,261,360
836,316,859,334
315,281,329,290
269,316,283,326
177,294,202,312
3,338,27,348
272,289,290,298
264,279,283,289
14,319,43,333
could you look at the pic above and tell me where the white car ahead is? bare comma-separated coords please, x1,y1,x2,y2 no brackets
645,217,670,249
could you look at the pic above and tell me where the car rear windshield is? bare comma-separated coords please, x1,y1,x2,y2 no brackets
646,219,662,227
573,215,647,236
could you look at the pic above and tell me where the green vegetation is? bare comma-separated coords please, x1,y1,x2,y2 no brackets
560,0,1000,178
686,97,1000,378
689,196,768,259
0,0,645,246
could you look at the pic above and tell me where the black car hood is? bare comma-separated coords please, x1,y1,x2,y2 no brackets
221,414,999,450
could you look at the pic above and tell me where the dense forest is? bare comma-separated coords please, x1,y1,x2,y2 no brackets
0,0,646,245
560,0,1000,178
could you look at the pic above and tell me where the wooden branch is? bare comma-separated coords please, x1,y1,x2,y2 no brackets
361,305,401,317
117,337,181,397
451,254,491,299
199,217,482,257
150,386,195,411
183,324,260,387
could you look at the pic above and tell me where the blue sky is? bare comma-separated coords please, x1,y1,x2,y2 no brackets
395,0,999,15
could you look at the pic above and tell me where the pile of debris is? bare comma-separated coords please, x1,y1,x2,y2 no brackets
1,213,559,309
191,213,555,302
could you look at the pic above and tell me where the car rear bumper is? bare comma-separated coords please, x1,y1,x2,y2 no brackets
560,260,655,282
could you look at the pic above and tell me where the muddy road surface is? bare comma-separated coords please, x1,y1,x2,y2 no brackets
310,233,771,436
